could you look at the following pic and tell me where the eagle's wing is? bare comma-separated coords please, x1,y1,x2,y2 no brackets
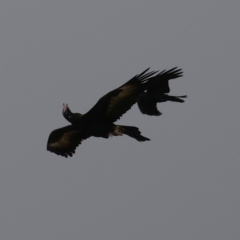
84,68,158,122
47,125,90,157
147,67,183,94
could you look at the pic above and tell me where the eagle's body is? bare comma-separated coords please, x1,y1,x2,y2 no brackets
47,67,186,157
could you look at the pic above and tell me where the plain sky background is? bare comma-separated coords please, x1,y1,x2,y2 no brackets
0,0,240,239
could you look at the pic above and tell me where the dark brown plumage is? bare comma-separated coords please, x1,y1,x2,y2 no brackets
47,68,157,157
47,67,187,157
47,125,90,157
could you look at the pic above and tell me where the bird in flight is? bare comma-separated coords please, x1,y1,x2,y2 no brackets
137,67,187,116
47,67,186,157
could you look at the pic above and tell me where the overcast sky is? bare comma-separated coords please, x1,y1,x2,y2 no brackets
0,0,240,239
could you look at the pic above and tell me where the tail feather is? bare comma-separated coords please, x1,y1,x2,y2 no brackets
115,125,150,142
159,94,187,103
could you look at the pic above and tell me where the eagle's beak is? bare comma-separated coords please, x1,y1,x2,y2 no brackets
62,103,68,114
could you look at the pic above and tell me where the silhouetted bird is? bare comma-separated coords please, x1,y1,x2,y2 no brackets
47,67,187,157
137,67,187,116
47,68,157,157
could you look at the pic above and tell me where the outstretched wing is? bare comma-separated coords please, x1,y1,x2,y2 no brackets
146,67,183,94
47,125,90,157
84,68,158,122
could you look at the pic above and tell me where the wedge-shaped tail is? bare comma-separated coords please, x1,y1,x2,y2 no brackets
109,125,150,141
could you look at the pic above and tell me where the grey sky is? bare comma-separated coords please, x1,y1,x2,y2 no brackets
0,0,240,239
